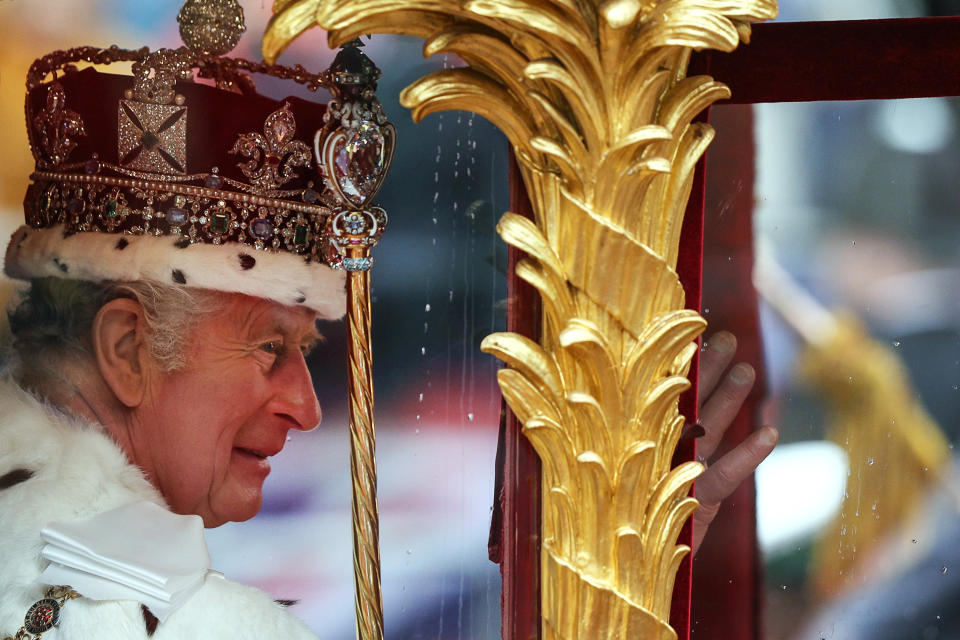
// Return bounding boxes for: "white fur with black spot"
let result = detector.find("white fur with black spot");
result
[4,225,345,319]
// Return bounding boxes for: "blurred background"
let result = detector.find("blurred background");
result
[0,2,508,638]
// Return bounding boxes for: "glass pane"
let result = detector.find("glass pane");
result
[0,4,506,639]
[703,98,960,638]
[777,0,946,22]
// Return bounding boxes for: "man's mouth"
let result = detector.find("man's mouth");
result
[235,447,269,459]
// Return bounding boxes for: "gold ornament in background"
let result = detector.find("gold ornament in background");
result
[798,315,954,598]
[754,249,956,600]
[265,0,775,637]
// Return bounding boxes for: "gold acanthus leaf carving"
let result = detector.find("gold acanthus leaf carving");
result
[264,0,776,637]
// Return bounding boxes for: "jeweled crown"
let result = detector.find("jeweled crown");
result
[15,0,395,287]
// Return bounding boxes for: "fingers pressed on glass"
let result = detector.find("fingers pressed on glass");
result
[697,362,756,460]
[695,425,778,509]
[698,330,737,400]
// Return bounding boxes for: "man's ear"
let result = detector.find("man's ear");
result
[92,298,150,408]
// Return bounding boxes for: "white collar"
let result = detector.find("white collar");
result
[38,501,211,622]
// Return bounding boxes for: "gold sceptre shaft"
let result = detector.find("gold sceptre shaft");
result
[345,244,384,640]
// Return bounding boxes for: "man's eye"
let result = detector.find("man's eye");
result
[260,341,281,354]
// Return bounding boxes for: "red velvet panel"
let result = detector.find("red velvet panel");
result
[691,105,766,639]
[690,17,960,103]
[492,148,542,640]
[669,112,709,640]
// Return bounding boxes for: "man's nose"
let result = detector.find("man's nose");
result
[272,351,322,430]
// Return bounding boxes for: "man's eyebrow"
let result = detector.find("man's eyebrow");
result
[299,326,325,352]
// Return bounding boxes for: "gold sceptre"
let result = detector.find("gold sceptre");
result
[318,41,397,640]
[754,242,957,597]
[345,243,383,640]
[265,0,776,638]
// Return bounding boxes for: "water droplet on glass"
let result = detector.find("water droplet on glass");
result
[418,393,424,403]
[406,549,412,555]
[421,346,426,355]
[703,308,710,315]
[781,585,787,590]
[912,538,918,544]
[425,303,431,312]
[867,457,875,466]
[286,436,292,442]
[892,340,901,347]
[467,412,474,421]
[851,240,856,246]
[941,567,948,574]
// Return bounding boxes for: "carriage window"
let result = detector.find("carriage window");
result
[702,98,960,639]
[776,0,947,22]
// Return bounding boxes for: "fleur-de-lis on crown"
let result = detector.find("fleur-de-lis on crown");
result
[230,103,311,193]
[33,83,86,167]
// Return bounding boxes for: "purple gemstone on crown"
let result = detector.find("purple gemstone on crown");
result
[204,174,223,189]
[334,122,385,205]
[66,198,83,214]
[303,189,319,204]
[166,207,188,227]
[85,159,100,174]
[250,218,273,240]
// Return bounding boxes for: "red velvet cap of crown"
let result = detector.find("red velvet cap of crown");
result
[25,67,327,188]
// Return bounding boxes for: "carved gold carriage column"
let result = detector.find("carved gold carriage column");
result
[265,0,776,637]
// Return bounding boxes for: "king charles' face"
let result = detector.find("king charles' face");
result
[132,294,322,527]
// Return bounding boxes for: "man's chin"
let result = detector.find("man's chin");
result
[203,490,264,527]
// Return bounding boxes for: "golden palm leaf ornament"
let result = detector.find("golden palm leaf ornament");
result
[265,0,776,637]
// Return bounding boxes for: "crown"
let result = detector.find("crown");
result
[6,0,396,319]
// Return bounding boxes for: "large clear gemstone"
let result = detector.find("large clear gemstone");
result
[334,122,385,205]
[266,108,296,144]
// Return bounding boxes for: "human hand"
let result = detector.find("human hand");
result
[689,331,778,557]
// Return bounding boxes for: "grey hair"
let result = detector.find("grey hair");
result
[6,277,220,397]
